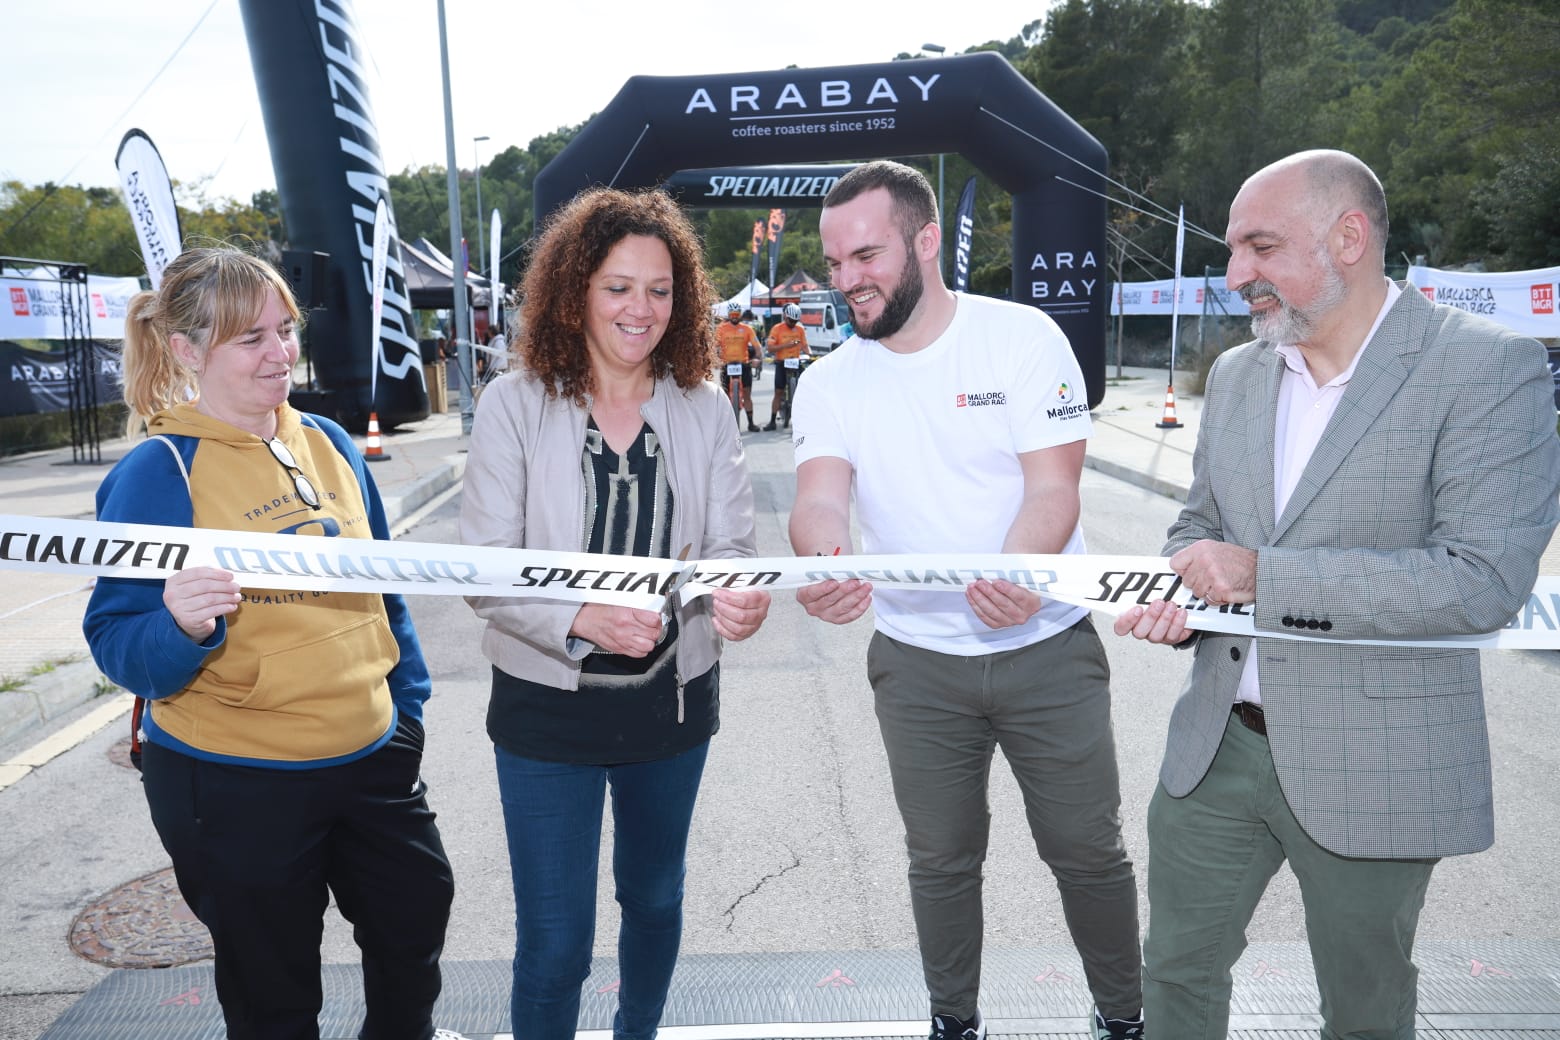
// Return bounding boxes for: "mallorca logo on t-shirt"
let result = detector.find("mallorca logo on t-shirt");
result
[956,390,1006,408]
[1047,379,1089,420]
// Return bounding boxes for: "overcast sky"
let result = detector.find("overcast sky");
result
[7,0,1052,204]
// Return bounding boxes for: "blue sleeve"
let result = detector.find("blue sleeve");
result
[82,438,226,700]
[305,414,433,722]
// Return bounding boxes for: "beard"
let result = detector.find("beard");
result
[850,258,924,341]
[1242,247,1348,345]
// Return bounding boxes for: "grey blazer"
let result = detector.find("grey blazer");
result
[1160,284,1560,858]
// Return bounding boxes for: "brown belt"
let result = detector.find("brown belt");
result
[1231,701,1267,736]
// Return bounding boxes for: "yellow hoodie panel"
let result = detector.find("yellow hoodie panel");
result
[146,404,397,762]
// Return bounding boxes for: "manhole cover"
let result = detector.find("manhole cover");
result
[69,867,213,967]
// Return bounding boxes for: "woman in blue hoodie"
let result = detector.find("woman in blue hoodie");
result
[83,245,463,1040]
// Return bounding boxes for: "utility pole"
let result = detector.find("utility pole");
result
[473,135,489,280]
[437,0,472,434]
[921,43,946,277]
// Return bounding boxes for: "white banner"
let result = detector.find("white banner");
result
[113,129,183,289]
[369,197,389,407]
[1407,265,1560,338]
[0,271,143,341]
[490,209,501,296]
[1168,205,1187,369]
[1115,266,1560,333]
[3,514,1557,650]
[1112,277,1250,318]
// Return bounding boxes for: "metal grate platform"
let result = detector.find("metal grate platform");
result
[39,941,1560,1038]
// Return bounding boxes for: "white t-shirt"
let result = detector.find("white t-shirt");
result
[792,292,1093,655]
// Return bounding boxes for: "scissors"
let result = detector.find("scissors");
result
[657,544,694,642]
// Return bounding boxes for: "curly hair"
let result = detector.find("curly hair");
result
[519,187,717,403]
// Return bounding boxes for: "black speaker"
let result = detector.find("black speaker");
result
[281,249,330,309]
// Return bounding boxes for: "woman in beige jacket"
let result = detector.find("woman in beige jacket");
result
[459,187,769,1040]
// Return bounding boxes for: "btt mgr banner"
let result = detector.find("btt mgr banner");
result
[113,129,183,289]
[534,52,1110,408]
[237,0,427,432]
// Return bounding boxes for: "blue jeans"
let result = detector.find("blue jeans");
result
[494,741,710,1040]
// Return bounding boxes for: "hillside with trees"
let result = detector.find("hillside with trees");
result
[2,0,1554,297]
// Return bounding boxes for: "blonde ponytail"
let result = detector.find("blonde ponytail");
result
[121,291,198,436]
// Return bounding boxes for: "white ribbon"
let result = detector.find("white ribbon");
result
[3,514,1555,650]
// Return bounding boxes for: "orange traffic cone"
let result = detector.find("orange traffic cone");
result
[1155,384,1183,429]
[364,411,392,462]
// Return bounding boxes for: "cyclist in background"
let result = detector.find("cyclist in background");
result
[715,302,762,432]
[764,302,811,431]
[741,310,765,383]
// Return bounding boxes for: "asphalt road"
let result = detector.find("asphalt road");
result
[2,430,1557,1038]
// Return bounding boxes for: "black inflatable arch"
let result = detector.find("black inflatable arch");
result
[535,52,1109,407]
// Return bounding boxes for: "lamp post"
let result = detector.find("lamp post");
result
[473,135,490,281]
[921,43,946,277]
[437,0,473,434]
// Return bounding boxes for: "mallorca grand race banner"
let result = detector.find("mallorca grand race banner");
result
[2,269,137,418]
[1113,277,1250,318]
[2,272,140,341]
[2,514,1556,651]
[1407,265,1560,339]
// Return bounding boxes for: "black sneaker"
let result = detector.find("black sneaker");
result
[763,419,777,431]
[929,1010,985,1040]
[1093,1006,1144,1039]
[747,421,760,432]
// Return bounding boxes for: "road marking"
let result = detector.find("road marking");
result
[0,692,133,791]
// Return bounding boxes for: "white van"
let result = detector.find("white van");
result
[797,289,853,353]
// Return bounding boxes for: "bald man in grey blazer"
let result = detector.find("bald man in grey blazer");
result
[1116,149,1560,1037]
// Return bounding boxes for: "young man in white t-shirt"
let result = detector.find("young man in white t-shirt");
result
[789,161,1143,1040]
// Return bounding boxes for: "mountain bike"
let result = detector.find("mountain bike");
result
[778,354,808,428]
[726,361,745,427]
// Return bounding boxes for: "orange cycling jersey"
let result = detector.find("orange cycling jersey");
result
[715,320,760,363]
[766,321,807,360]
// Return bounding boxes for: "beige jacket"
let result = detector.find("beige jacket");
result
[460,367,757,690]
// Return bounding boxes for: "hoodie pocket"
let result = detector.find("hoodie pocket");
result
[242,613,399,712]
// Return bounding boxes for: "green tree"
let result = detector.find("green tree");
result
[0,182,142,275]
[1022,0,1192,185]
[1164,0,1362,274]
[1337,0,1558,267]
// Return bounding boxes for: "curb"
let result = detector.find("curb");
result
[379,455,466,529]
[0,659,111,751]
[1083,455,1190,504]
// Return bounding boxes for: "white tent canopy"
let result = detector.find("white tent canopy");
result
[713,278,768,316]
